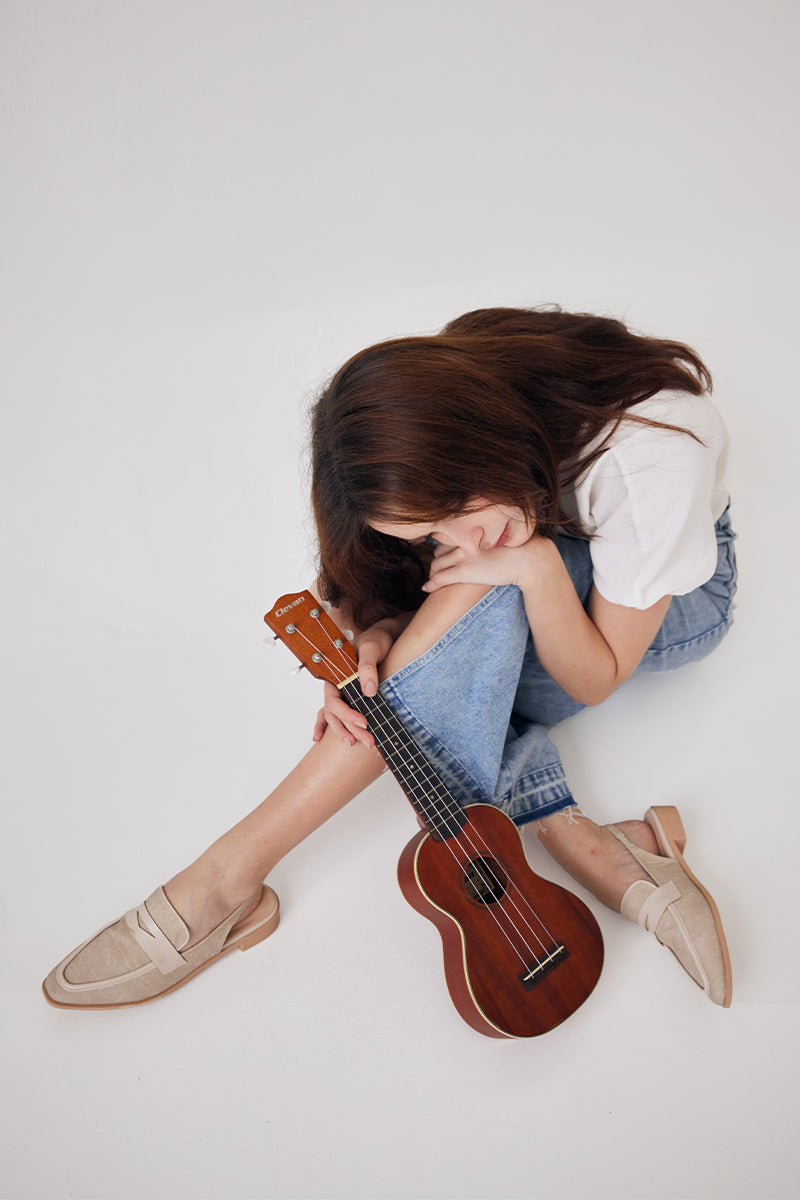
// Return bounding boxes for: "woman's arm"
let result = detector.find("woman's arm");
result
[512,538,671,704]
[423,537,671,706]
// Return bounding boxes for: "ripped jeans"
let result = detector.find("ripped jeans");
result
[379,509,738,826]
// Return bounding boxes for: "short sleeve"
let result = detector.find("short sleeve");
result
[566,394,729,610]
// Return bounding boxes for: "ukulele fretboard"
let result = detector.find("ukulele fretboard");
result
[340,680,467,839]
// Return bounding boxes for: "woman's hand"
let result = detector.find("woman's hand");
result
[312,619,401,748]
[422,538,544,593]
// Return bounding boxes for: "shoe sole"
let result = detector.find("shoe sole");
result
[645,806,732,1008]
[42,887,280,1010]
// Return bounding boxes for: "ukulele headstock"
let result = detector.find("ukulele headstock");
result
[264,591,358,687]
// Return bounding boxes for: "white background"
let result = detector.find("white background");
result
[2,2,798,1198]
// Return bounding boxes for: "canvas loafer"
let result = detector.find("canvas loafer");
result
[610,806,732,1007]
[42,883,280,1009]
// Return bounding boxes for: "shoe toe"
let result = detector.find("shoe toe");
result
[622,874,729,1005]
[42,916,162,1008]
[61,921,150,985]
[656,886,728,1005]
[652,906,709,993]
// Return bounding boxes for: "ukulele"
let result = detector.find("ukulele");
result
[264,590,604,1038]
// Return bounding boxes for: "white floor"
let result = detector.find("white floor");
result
[2,4,798,1198]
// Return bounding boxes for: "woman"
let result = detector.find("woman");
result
[43,306,736,1010]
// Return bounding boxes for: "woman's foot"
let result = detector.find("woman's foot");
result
[163,862,263,950]
[535,807,660,911]
[536,804,732,1005]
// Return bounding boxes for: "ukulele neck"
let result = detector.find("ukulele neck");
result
[339,678,466,839]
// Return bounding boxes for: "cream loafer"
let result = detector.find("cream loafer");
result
[42,884,280,1009]
[610,806,732,1007]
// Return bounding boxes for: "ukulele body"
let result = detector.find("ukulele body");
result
[397,803,604,1038]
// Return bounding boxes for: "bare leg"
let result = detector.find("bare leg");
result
[535,807,660,910]
[165,583,492,945]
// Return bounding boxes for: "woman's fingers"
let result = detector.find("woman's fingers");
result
[357,653,380,697]
[424,549,467,590]
[312,622,400,746]
[355,626,395,696]
[314,683,375,748]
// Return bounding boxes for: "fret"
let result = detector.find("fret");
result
[340,681,466,840]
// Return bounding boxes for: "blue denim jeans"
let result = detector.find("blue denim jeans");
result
[380,509,738,826]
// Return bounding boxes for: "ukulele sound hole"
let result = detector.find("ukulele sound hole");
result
[463,856,507,905]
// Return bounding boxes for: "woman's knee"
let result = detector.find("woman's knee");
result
[380,583,493,678]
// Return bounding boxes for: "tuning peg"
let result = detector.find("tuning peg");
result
[262,635,279,649]
[290,663,305,676]
[320,600,332,614]
[342,629,354,642]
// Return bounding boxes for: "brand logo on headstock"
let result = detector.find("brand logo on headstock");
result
[275,596,307,618]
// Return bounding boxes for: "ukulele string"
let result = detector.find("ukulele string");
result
[298,619,563,964]
[350,686,560,960]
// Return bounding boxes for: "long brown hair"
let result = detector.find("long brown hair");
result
[310,306,712,627]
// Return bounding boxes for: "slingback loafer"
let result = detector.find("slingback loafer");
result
[42,884,280,1009]
[609,806,732,1007]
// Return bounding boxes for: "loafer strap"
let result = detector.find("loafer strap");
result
[637,880,681,932]
[124,902,186,974]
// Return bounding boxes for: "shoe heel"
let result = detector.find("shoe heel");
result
[238,904,280,951]
[646,805,687,857]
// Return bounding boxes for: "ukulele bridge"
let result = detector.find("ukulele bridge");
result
[519,943,569,990]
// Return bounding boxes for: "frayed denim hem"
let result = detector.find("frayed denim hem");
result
[497,762,576,826]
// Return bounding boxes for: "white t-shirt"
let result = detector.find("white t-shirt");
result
[559,390,730,610]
